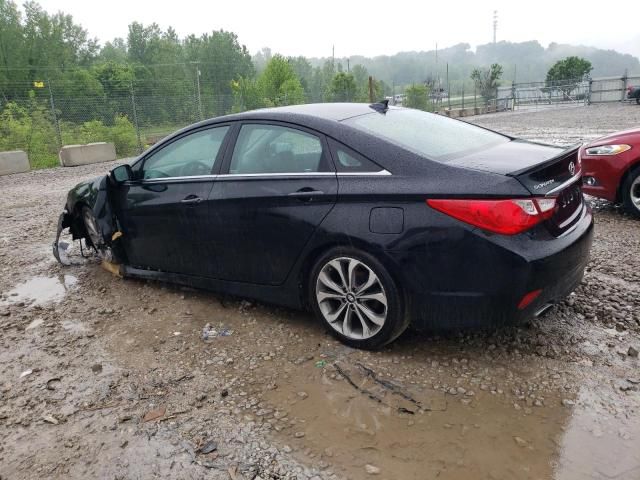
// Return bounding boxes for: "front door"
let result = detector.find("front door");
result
[206,122,337,285]
[114,125,230,275]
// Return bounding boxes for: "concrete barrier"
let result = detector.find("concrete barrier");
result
[59,142,116,167]
[0,150,30,176]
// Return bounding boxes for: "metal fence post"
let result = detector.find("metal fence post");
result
[192,61,203,120]
[130,82,143,154]
[47,77,62,150]
[621,70,628,102]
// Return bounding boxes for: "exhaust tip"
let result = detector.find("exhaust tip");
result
[534,303,554,317]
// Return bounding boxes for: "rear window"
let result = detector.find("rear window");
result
[342,108,509,161]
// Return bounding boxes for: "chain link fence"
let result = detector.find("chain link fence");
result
[0,73,234,168]
[2,70,639,169]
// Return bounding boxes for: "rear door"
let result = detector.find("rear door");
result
[204,122,337,284]
[113,125,230,274]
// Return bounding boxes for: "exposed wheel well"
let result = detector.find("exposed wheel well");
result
[69,201,90,241]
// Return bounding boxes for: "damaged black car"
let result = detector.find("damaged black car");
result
[55,103,593,349]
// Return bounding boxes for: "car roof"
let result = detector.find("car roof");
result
[210,103,375,123]
[227,103,378,122]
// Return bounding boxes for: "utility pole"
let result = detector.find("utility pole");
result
[332,45,335,69]
[347,58,350,72]
[368,76,374,103]
[435,42,441,108]
[446,63,450,110]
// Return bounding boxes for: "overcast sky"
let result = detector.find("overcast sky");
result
[35,0,640,60]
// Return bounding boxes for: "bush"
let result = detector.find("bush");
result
[0,99,59,169]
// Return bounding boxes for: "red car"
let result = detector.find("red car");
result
[581,128,640,217]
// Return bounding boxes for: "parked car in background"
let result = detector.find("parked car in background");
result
[581,128,640,217]
[627,85,640,104]
[54,103,593,349]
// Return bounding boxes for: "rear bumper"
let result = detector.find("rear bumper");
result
[389,205,593,330]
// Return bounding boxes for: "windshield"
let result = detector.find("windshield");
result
[342,108,509,161]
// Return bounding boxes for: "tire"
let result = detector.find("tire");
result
[81,206,103,248]
[636,97,640,105]
[309,247,410,349]
[621,166,640,218]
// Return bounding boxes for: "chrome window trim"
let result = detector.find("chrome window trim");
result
[336,169,392,176]
[220,172,336,178]
[137,169,392,184]
[141,175,217,184]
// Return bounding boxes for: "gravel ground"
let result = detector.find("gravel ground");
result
[1,103,639,480]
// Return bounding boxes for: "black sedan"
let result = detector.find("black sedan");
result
[54,103,593,349]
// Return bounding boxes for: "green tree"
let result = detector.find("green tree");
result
[327,72,357,102]
[471,63,503,103]
[258,55,304,106]
[230,76,266,112]
[287,56,313,99]
[404,84,429,110]
[545,56,592,98]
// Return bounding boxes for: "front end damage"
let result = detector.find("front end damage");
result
[53,174,124,270]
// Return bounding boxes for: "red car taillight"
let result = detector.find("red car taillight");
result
[427,198,556,235]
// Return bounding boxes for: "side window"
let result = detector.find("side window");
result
[143,126,229,179]
[329,139,384,173]
[230,124,328,174]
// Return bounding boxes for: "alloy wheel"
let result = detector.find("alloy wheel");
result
[315,256,388,340]
[631,176,640,210]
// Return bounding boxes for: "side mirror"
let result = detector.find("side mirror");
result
[110,164,133,184]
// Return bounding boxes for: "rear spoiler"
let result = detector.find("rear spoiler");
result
[507,144,582,177]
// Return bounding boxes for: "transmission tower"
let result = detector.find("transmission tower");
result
[493,10,498,43]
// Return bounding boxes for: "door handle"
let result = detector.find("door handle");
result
[181,195,203,205]
[288,188,324,201]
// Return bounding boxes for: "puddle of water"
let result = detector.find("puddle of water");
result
[263,360,640,480]
[1,275,77,306]
[265,363,569,480]
[554,386,640,480]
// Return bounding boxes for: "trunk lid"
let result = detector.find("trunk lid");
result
[448,139,584,235]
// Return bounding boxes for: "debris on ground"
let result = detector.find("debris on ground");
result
[196,439,218,455]
[201,323,233,340]
[142,405,166,422]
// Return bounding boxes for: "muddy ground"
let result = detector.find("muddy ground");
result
[1,103,639,480]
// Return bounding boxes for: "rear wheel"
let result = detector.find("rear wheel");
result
[309,247,410,349]
[636,97,640,105]
[621,166,640,218]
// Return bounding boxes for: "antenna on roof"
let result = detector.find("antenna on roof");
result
[369,99,389,113]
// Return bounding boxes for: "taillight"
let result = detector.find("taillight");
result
[427,198,556,235]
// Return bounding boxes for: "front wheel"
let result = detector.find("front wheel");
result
[621,166,640,218]
[81,206,103,248]
[309,248,410,349]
